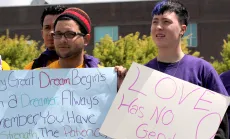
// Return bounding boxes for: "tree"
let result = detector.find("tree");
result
[93,32,200,68]
[0,30,44,69]
[211,35,230,74]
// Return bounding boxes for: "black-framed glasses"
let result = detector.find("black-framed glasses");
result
[52,31,85,39]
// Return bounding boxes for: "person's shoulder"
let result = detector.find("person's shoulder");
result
[184,55,207,63]
[47,60,59,68]
[220,70,230,79]
[184,55,213,69]
[33,60,58,70]
[2,60,10,70]
[24,61,34,70]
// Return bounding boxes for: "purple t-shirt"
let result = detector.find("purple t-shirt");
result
[145,54,229,138]
[145,54,229,96]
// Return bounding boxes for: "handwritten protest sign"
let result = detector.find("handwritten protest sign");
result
[100,62,230,139]
[0,68,117,139]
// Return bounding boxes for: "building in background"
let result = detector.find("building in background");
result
[0,0,230,61]
[0,0,147,7]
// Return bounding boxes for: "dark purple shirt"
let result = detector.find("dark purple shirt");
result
[145,54,229,139]
[145,54,228,96]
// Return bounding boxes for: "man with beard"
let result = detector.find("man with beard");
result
[48,7,126,88]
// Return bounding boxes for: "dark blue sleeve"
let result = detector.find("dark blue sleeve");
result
[205,69,229,96]
[205,69,229,139]
[220,71,230,96]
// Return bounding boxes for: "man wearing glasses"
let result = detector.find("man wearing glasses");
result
[47,7,100,68]
[47,7,126,89]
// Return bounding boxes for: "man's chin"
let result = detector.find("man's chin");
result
[155,42,170,48]
[58,54,71,59]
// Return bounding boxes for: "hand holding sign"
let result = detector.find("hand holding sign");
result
[100,62,230,139]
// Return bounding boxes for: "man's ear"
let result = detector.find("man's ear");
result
[180,25,187,36]
[83,34,91,46]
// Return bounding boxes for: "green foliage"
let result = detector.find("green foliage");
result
[211,35,230,74]
[93,32,156,68]
[0,30,44,69]
[93,32,200,68]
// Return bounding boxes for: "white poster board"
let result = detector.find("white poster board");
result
[0,68,117,139]
[100,62,230,139]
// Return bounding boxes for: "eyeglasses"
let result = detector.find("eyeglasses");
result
[52,31,85,39]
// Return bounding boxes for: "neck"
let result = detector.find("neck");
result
[157,43,184,63]
[58,53,84,68]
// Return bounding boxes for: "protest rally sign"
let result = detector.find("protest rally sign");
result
[0,68,117,139]
[100,62,230,139]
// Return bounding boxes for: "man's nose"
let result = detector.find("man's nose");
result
[48,30,54,36]
[156,23,163,30]
[59,35,68,42]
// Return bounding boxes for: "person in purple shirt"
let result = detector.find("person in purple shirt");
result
[145,0,229,138]
[220,71,230,139]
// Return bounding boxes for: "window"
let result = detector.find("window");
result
[94,26,118,44]
[184,23,197,47]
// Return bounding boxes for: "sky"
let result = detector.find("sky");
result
[0,0,148,7]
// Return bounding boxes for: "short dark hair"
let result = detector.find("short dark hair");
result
[151,0,189,26]
[40,5,67,27]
